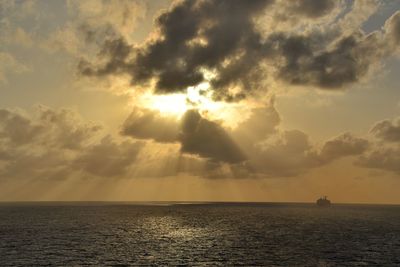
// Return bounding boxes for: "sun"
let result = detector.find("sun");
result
[148,93,188,116]
[135,81,251,128]
[140,82,224,117]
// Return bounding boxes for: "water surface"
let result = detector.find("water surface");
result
[1,202,399,266]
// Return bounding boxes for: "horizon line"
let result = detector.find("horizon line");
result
[0,200,399,206]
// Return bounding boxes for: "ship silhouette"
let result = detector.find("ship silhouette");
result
[316,196,331,207]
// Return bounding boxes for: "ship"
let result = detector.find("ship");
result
[316,196,331,207]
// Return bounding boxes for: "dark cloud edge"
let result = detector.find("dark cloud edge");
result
[77,2,400,101]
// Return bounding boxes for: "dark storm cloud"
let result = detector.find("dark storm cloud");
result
[280,0,337,19]
[78,0,400,97]
[291,0,336,18]
[272,29,388,89]
[78,37,133,77]
[133,0,274,96]
[370,118,400,143]
[121,107,246,163]
[78,0,276,100]
[180,110,246,163]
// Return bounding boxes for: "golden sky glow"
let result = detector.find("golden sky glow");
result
[1,0,400,203]
[142,82,222,116]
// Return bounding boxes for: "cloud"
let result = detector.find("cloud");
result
[78,0,399,100]
[229,102,369,177]
[272,0,341,22]
[355,115,400,175]
[229,104,374,178]
[319,133,369,162]
[235,131,369,178]
[73,135,143,177]
[180,110,246,163]
[246,129,321,177]
[370,117,400,142]
[0,108,44,145]
[385,10,400,49]
[232,100,280,144]
[290,0,337,18]
[338,1,380,32]
[38,106,105,150]
[3,1,400,182]
[357,146,400,175]
[353,115,400,175]
[78,37,133,76]
[78,0,276,100]
[271,30,387,89]
[0,106,102,149]
[226,102,300,177]
[122,107,246,163]
[121,107,180,143]
[0,106,144,180]
[0,104,384,181]
[121,100,374,178]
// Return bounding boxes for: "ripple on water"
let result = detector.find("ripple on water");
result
[0,204,399,266]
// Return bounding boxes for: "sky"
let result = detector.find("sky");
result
[1,0,400,203]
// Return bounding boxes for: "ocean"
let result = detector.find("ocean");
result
[0,202,399,266]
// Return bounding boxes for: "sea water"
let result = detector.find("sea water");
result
[1,202,399,266]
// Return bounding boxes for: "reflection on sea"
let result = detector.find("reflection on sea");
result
[1,203,400,266]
